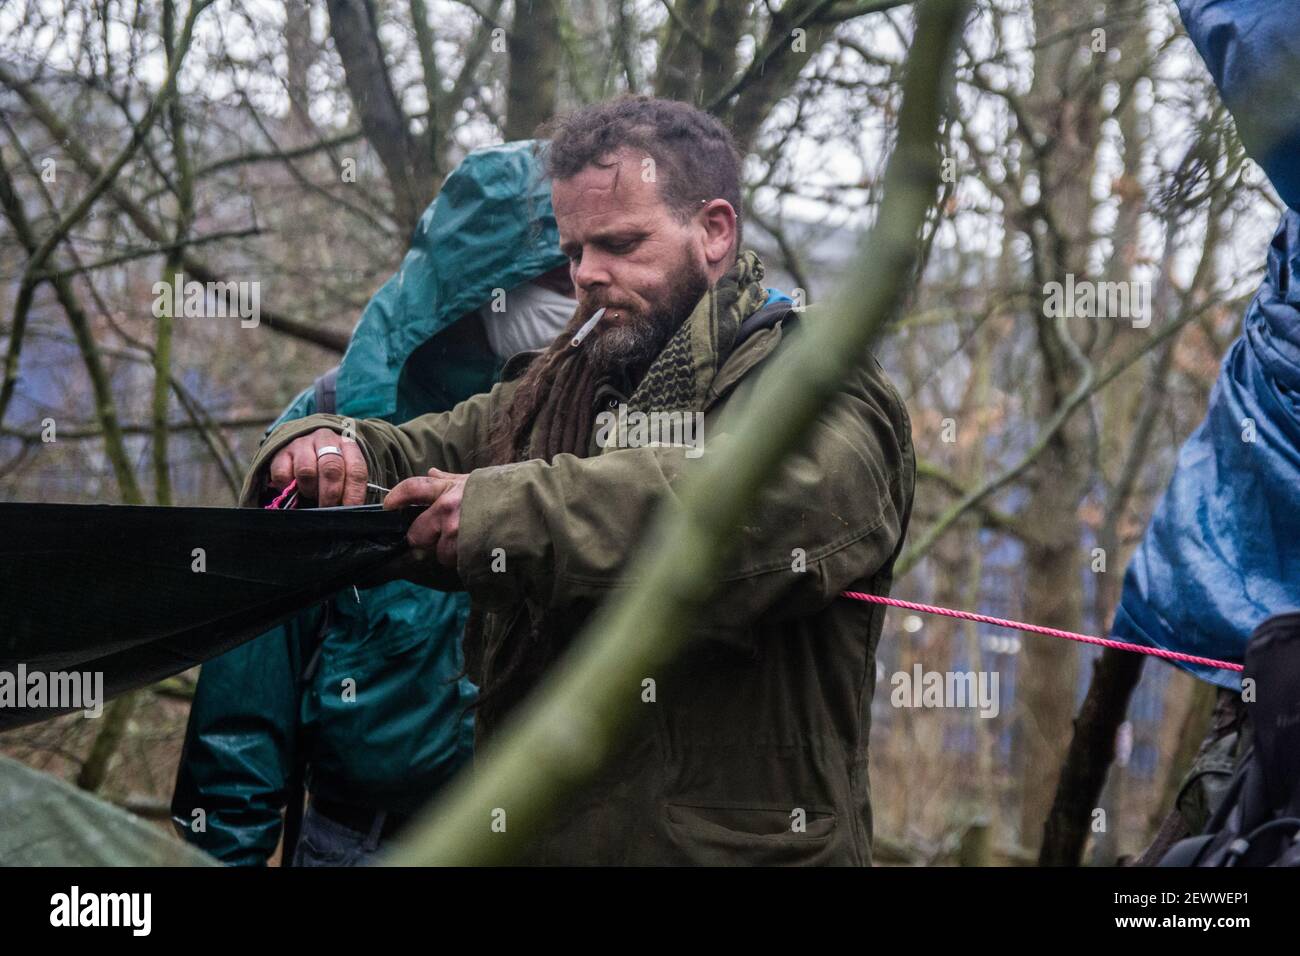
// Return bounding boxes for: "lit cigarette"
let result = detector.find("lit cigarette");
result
[570,307,607,348]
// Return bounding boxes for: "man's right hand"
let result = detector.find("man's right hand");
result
[267,427,369,506]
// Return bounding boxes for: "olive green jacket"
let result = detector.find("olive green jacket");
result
[240,285,915,866]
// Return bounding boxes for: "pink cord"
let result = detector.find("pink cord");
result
[841,591,1244,673]
[265,479,298,510]
[252,494,1245,673]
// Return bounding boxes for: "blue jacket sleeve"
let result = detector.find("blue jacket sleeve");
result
[170,622,306,865]
[1177,0,1300,210]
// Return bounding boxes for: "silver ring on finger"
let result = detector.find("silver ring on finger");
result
[316,445,343,460]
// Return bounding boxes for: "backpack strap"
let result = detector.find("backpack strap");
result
[313,366,340,415]
[501,350,541,383]
[737,300,797,346]
[1156,833,1217,867]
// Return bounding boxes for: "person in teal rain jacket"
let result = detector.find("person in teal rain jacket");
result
[170,141,573,866]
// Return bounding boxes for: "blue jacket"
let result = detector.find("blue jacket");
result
[170,141,567,864]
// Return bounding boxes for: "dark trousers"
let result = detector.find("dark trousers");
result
[292,803,390,867]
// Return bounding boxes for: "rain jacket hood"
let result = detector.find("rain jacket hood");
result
[312,140,566,423]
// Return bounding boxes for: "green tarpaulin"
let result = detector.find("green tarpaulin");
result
[0,755,216,866]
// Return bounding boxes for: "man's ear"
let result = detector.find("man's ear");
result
[697,199,738,270]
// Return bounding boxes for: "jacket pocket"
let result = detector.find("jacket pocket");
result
[661,801,838,865]
[342,585,439,661]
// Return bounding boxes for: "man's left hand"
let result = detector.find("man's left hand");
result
[385,467,468,569]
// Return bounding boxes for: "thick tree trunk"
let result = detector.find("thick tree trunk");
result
[655,0,712,103]
[1017,483,1085,849]
[285,0,319,137]
[326,0,433,234]
[505,0,562,140]
[1014,0,1105,854]
[1039,648,1144,864]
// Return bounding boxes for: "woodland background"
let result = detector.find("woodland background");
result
[0,0,1279,864]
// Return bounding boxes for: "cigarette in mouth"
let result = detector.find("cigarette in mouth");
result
[570,307,608,348]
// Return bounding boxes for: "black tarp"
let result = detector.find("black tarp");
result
[0,502,415,730]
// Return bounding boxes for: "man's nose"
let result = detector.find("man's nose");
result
[572,249,612,292]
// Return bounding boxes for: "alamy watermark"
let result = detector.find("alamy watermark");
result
[0,664,103,718]
[152,271,261,328]
[890,664,1000,718]
[1042,273,1150,328]
[594,403,705,458]
[50,886,150,936]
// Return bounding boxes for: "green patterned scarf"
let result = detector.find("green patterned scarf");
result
[623,248,771,416]
[508,249,773,464]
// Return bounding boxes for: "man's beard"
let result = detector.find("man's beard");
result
[585,256,711,378]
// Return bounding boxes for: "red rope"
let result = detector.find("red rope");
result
[841,591,1244,673]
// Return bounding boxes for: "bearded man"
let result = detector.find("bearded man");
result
[240,96,915,865]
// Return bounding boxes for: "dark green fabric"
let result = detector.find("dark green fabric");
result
[1,755,216,866]
[171,140,566,866]
[243,251,917,865]
[1176,688,1253,835]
